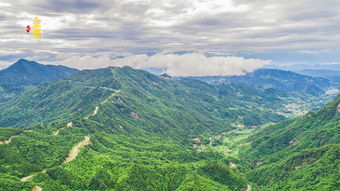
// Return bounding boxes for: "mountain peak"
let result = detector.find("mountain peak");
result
[16,58,29,63]
[160,73,172,79]
[7,59,40,71]
[14,58,38,65]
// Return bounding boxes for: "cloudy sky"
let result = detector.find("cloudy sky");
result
[0,0,340,75]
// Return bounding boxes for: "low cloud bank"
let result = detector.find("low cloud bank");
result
[46,53,270,76]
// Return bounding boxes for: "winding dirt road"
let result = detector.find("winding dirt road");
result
[19,89,102,188]
[92,106,99,116]
[21,136,91,183]
[0,136,13,145]
[32,186,42,191]
[21,174,35,182]
[65,136,91,163]
[52,122,73,135]
[84,106,99,120]
[0,130,33,145]
[21,169,46,182]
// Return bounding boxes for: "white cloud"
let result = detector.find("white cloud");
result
[1,0,340,69]
[320,62,340,65]
[45,53,270,76]
[0,60,12,69]
[0,2,10,7]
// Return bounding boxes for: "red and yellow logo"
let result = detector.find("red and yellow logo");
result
[26,17,42,39]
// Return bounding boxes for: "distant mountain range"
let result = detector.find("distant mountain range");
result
[0,59,78,103]
[296,69,340,77]
[269,63,340,72]
[187,68,339,96]
[227,68,333,95]
[294,69,340,88]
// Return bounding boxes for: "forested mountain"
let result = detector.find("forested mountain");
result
[0,64,338,191]
[0,65,287,191]
[0,66,285,129]
[240,95,340,190]
[0,59,79,103]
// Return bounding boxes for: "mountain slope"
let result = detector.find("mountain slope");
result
[240,95,340,190]
[0,66,288,191]
[0,65,338,190]
[0,66,285,130]
[0,59,79,103]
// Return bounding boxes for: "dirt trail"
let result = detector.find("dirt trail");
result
[21,136,91,182]
[84,106,99,120]
[65,136,91,163]
[52,130,60,136]
[93,106,99,116]
[21,175,35,182]
[229,162,237,168]
[0,136,14,145]
[0,129,33,145]
[52,122,73,135]
[19,89,106,184]
[32,186,42,191]
[83,89,120,120]
[83,86,118,92]
[21,169,46,182]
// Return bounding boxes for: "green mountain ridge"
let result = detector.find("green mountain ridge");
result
[0,66,285,130]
